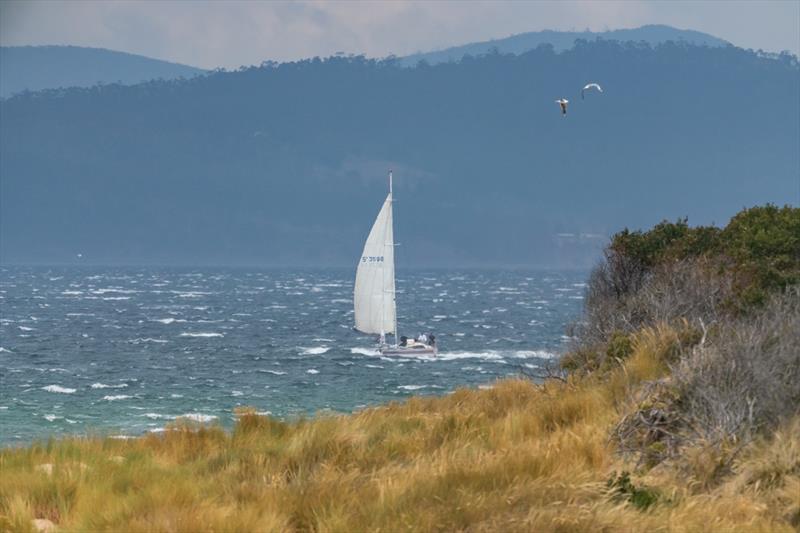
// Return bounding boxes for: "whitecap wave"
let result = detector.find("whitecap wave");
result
[128,338,168,344]
[91,288,139,295]
[398,385,426,390]
[91,383,128,389]
[177,413,217,423]
[172,291,212,298]
[102,395,132,401]
[155,318,187,324]
[434,349,558,361]
[180,332,224,338]
[306,369,320,374]
[42,385,76,394]
[512,350,558,359]
[300,346,329,355]
[143,414,178,422]
[351,347,379,356]
[423,351,503,361]
[259,369,287,375]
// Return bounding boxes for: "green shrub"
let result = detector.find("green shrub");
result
[606,471,660,510]
[606,331,633,362]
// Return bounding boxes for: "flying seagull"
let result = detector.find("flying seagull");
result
[581,83,603,100]
[555,98,569,116]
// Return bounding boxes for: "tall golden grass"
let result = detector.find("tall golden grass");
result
[1,325,798,532]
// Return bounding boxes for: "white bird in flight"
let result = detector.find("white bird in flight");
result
[555,98,569,116]
[581,83,603,100]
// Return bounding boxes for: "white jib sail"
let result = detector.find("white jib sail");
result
[354,193,396,335]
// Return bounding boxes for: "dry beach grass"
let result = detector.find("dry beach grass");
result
[1,324,798,532]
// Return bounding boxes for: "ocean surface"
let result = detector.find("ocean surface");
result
[0,267,587,446]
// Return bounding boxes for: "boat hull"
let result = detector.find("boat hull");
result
[380,344,437,356]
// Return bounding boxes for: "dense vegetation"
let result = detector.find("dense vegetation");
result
[2,41,797,266]
[564,204,800,468]
[1,205,798,531]
[401,24,728,65]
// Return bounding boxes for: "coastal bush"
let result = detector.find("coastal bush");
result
[672,289,800,444]
[609,288,800,474]
[606,470,660,510]
[567,205,800,488]
[576,204,799,358]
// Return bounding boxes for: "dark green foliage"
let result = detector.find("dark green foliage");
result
[559,347,600,372]
[606,471,660,510]
[719,205,800,307]
[569,204,799,374]
[605,219,724,291]
[599,331,634,371]
[606,331,633,361]
[606,204,799,312]
[610,218,695,268]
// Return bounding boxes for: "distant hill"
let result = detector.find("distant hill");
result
[401,25,729,66]
[0,46,206,98]
[1,40,797,267]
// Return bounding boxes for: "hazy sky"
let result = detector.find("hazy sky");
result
[1,0,798,69]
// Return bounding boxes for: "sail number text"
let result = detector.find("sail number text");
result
[361,256,385,263]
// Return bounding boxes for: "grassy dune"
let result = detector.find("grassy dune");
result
[2,324,798,532]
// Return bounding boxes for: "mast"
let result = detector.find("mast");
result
[389,170,398,346]
[381,170,390,342]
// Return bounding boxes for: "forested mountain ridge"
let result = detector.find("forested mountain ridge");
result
[1,40,798,266]
[400,24,729,66]
[0,46,206,98]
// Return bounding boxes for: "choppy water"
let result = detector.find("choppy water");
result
[0,267,587,445]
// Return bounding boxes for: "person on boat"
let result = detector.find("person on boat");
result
[418,333,428,344]
[400,335,408,347]
[428,334,435,347]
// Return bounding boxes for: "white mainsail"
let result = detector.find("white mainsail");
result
[354,185,396,336]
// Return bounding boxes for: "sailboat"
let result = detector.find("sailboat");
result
[353,171,437,356]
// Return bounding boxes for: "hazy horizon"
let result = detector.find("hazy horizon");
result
[1,1,798,69]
